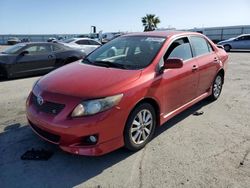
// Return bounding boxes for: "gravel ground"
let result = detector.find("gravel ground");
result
[0,46,250,187]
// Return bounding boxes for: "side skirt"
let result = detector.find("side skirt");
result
[160,92,211,125]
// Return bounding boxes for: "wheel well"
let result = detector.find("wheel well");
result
[64,56,79,64]
[218,69,225,84]
[224,44,231,48]
[133,98,160,127]
[0,64,7,77]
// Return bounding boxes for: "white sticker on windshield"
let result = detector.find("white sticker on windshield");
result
[145,37,165,42]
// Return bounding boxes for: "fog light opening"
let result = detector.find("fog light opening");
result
[80,134,99,146]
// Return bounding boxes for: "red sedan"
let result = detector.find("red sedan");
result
[26,31,228,156]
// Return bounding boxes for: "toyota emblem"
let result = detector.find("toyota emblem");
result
[37,95,44,106]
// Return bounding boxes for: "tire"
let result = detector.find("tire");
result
[0,67,10,79]
[224,45,231,52]
[124,103,156,151]
[209,73,223,101]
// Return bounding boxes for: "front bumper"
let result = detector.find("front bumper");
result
[26,91,127,156]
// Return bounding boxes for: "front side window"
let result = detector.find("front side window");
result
[63,38,75,43]
[83,36,165,70]
[24,44,51,55]
[190,36,211,56]
[76,40,89,45]
[164,37,193,61]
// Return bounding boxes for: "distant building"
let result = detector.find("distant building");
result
[189,25,250,42]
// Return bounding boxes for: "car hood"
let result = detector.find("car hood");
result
[62,43,81,49]
[37,60,142,99]
[218,38,235,44]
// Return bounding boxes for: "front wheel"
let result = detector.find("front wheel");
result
[124,103,156,151]
[224,45,231,52]
[209,73,223,101]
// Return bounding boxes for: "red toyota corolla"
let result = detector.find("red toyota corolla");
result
[26,31,228,156]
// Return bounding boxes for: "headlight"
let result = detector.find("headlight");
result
[71,94,123,117]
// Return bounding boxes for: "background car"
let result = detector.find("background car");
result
[0,42,85,78]
[7,37,21,45]
[62,38,101,55]
[26,31,228,156]
[217,34,250,51]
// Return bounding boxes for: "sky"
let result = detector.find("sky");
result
[0,0,250,34]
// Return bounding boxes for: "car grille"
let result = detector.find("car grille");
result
[31,93,65,115]
[29,121,60,143]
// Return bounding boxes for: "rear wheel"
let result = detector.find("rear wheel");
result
[224,45,231,52]
[124,103,156,151]
[209,73,223,101]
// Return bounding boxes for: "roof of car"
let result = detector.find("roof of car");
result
[73,37,93,40]
[17,42,57,45]
[124,30,202,38]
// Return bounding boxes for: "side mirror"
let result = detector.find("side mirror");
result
[20,50,29,56]
[217,45,224,49]
[163,58,184,69]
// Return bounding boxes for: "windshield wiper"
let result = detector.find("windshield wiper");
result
[92,61,128,69]
[82,58,93,64]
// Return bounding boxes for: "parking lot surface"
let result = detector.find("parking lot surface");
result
[0,49,250,187]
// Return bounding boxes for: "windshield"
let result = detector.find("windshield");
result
[63,38,75,43]
[83,36,166,70]
[2,43,26,54]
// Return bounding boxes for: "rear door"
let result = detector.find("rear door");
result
[162,37,199,115]
[14,44,56,74]
[189,36,219,96]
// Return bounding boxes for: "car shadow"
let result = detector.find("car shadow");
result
[229,50,250,53]
[0,74,42,83]
[0,99,212,187]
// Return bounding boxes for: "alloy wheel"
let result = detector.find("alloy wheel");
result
[130,109,153,145]
[213,75,222,98]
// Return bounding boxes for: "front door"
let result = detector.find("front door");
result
[14,44,55,75]
[162,37,199,116]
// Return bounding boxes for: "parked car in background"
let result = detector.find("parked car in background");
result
[47,37,57,42]
[62,38,101,55]
[26,31,228,156]
[7,37,21,45]
[217,34,250,52]
[0,42,85,78]
[21,38,30,43]
[101,32,123,44]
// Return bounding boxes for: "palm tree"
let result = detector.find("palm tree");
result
[141,14,160,32]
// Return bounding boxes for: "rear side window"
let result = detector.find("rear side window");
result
[190,36,212,56]
[51,44,63,51]
[164,37,193,61]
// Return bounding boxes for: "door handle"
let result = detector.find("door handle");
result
[48,55,53,59]
[192,65,198,71]
[214,57,220,62]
